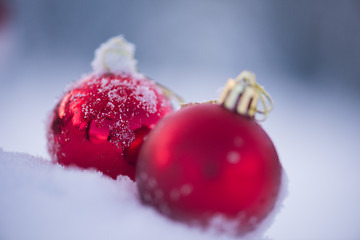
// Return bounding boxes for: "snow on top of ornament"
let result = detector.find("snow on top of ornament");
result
[91,35,138,75]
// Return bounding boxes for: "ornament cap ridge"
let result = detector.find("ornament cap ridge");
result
[218,70,273,121]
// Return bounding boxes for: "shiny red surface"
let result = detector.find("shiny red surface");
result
[47,73,172,180]
[136,103,282,233]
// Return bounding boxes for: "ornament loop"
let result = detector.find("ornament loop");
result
[155,82,185,109]
[218,71,273,121]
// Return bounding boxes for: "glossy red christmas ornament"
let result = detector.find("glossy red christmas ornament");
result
[47,36,172,180]
[136,71,282,234]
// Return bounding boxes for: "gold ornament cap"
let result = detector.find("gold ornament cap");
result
[218,71,273,121]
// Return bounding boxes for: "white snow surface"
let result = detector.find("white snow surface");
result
[0,148,283,240]
[91,35,138,75]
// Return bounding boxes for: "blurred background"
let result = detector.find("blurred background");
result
[0,0,359,239]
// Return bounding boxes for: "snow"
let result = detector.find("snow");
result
[91,36,138,75]
[132,84,158,114]
[227,151,241,164]
[0,13,359,238]
[52,72,168,153]
[0,148,281,240]
[1,53,360,239]
[90,75,160,116]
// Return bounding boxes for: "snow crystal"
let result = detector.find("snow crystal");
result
[179,184,193,196]
[147,177,157,189]
[100,78,109,87]
[91,35,138,75]
[170,189,181,201]
[233,136,244,147]
[227,151,241,164]
[0,149,282,240]
[107,88,126,103]
[132,84,158,114]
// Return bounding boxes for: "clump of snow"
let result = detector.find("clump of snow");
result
[91,35,137,75]
[0,148,282,240]
[131,84,158,114]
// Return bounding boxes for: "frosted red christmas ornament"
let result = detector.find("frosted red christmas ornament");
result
[47,36,172,180]
[136,71,282,234]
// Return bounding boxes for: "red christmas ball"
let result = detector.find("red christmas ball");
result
[47,73,172,180]
[136,103,282,234]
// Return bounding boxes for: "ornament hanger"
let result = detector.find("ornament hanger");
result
[155,82,185,109]
[218,71,274,121]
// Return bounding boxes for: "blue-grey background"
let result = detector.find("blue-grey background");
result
[0,1,359,239]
